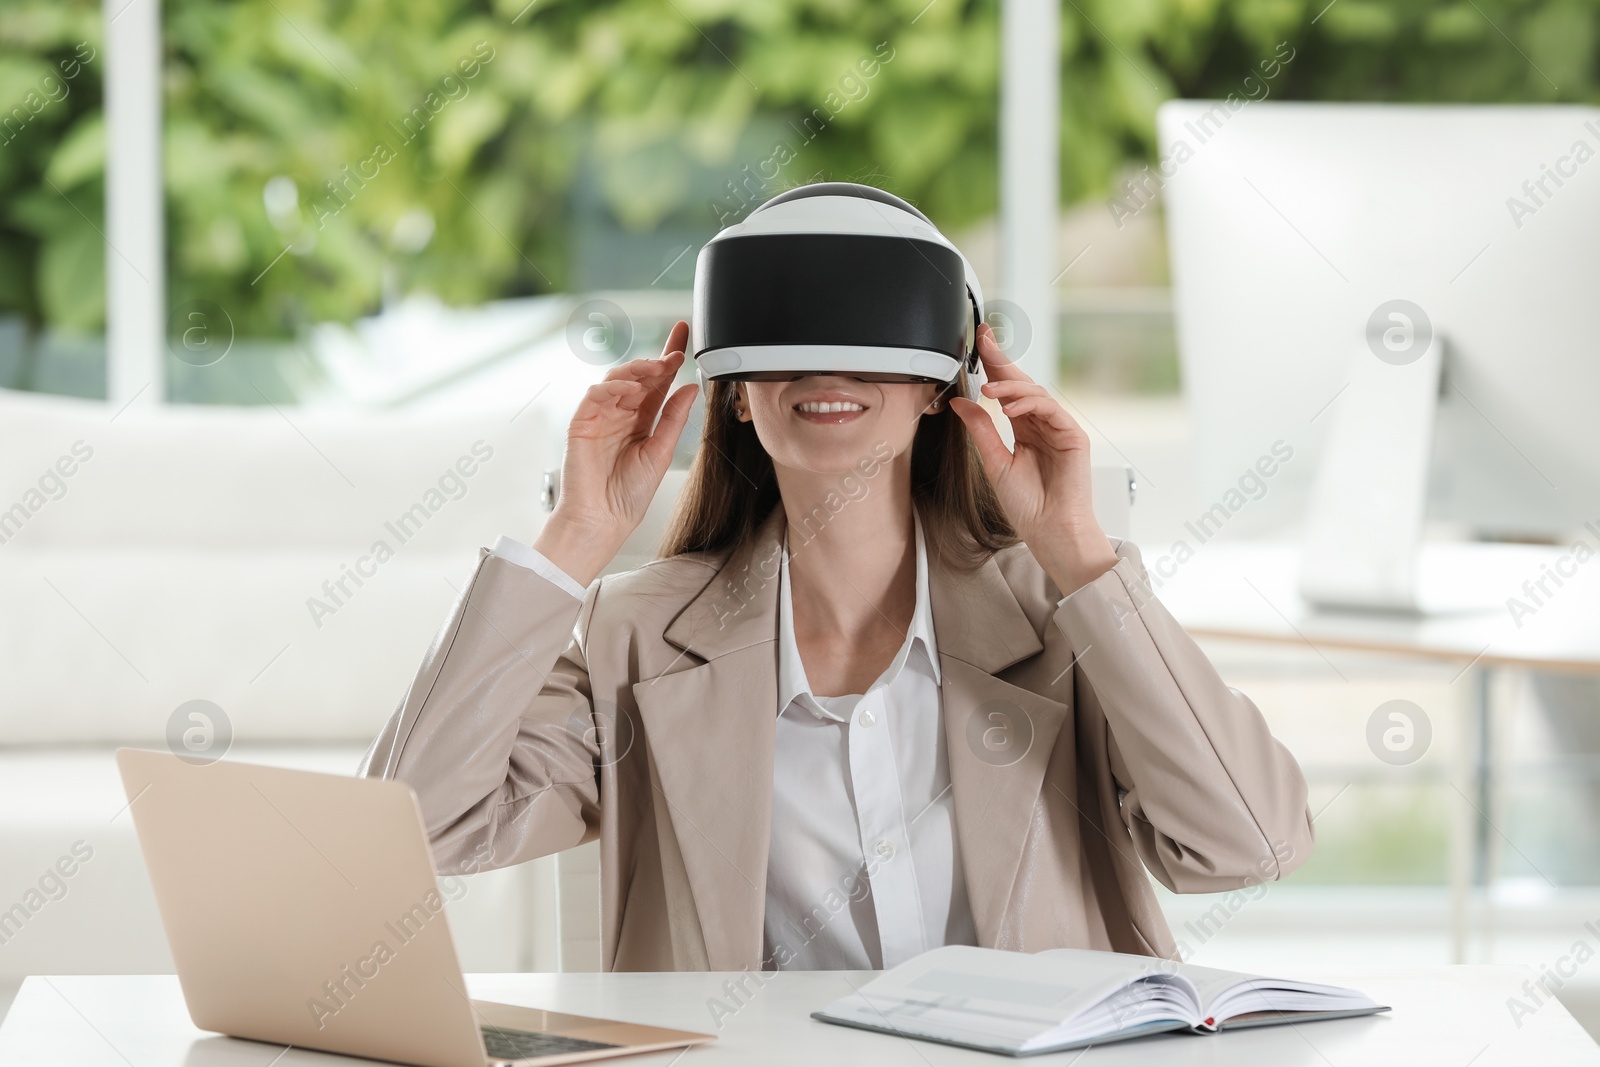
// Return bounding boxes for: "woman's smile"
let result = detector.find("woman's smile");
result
[791,390,871,425]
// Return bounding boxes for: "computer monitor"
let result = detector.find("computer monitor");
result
[1158,102,1600,611]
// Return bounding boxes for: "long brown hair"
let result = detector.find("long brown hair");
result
[658,371,1019,571]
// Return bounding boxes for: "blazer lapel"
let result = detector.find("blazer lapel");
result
[633,505,1067,964]
[632,505,788,970]
[928,544,1071,947]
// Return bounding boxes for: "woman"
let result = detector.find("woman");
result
[360,317,1313,975]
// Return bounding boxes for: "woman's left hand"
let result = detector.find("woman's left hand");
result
[949,323,1121,596]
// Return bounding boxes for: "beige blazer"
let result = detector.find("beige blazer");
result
[359,502,1313,971]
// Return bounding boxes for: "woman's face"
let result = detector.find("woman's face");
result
[734,375,941,474]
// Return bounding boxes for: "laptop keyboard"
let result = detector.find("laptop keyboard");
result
[481,1026,621,1061]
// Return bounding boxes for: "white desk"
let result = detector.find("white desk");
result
[2,969,1596,1066]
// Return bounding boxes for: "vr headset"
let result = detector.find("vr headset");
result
[690,182,987,401]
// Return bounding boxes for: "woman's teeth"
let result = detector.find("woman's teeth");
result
[795,401,865,413]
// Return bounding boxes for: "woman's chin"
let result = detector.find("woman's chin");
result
[779,440,886,476]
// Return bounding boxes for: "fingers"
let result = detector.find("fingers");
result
[586,379,645,404]
[948,396,1012,479]
[980,379,1047,401]
[642,382,700,470]
[573,320,691,437]
[602,346,684,386]
[595,364,676,438]
[660,319,689,359]
[572,379,642,432]
[974,322,1034,383]
[983,379,1089,446]
[599,320,687,388]
[994,394,1084,447]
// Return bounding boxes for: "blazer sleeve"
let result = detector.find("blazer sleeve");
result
[1050,539,1314,893]
[358,547,604,875]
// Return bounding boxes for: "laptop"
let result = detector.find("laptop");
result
[115,748,715,1067]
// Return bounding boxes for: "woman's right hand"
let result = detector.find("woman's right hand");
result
[532,320,699,587]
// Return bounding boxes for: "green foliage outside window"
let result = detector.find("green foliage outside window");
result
[2,0,1597,339]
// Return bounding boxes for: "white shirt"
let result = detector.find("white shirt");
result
[486,513,978,971]
[765,506,975,970]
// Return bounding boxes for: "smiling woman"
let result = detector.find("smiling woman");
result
[359,180,1315,976]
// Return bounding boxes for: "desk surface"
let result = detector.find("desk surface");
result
[2,968,1596,1067]
[1146,541,1600,673]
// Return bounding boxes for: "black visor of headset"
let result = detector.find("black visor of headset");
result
[691,232,981,380]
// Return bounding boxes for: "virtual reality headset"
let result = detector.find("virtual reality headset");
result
[690,182,987,401]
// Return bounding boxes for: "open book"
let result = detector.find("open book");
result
[813,945,1389,1056]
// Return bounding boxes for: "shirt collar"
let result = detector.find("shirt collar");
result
[776,506,941,716]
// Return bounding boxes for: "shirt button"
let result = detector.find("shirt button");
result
[859,709,876,727]
[875,840,895,860]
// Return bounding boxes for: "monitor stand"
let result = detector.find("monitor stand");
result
[1297,336,1503,615]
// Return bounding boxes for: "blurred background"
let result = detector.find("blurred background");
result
[3,0,1600,1040]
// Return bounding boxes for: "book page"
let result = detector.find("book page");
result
[815,945,1200,1053]
[1173,961,1384,1026]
